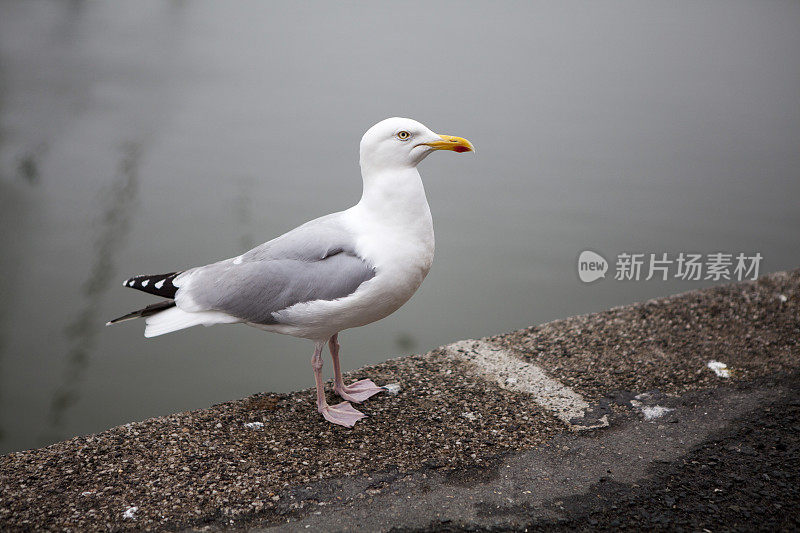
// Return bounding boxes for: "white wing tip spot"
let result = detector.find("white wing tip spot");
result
[141,279,149,287]
[154,279,165,289]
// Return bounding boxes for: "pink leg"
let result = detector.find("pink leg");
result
[311,340,365,427]
[329,334,385,403]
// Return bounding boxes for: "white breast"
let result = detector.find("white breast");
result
[267,198,434,341]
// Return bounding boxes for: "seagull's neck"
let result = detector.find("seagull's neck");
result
[354,164,435,275]
[356,166,433,233]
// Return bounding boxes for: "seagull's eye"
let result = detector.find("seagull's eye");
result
[397,131,411,141]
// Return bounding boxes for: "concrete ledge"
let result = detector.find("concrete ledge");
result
[1,270,798,531]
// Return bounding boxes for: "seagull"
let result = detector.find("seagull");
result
[107,117,474,427]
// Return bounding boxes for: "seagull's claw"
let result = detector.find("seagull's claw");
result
[320,401,366,427]
[335,379,385,403]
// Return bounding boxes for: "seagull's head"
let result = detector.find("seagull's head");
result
[359,117,474,173]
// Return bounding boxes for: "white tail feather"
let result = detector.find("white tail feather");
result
[144,307,240,338]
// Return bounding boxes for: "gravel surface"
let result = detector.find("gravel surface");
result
[494,269,799,401]
[0,269,798,531]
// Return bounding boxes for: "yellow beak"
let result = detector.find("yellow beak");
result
[424,134,475,153]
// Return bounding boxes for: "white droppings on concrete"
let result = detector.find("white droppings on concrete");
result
[637,404,674,420]
[80,491,94,497]
[445,339,608,431]
[244,422,264,429]
[707,360,731,378]
[461,411,480,421]
[154,279,165,289]
[382,383,401,395]
[641,405,674,420]
[123,506,138,519]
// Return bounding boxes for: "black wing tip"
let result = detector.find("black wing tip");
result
[106,315,135,326]
[107,300,176,326]
[123,272,182,298]
[106,312,140,326]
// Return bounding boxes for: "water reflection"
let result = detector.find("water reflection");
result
[394,332,418,354]
[42,142,142,442]
[0,183,26,443]
[15,143,48,185]
[0,72,32,444]
[0,65,6,445]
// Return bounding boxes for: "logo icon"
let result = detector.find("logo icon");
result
[578,250,608,283]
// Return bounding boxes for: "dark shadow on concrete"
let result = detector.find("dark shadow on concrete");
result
[477,377,800,532]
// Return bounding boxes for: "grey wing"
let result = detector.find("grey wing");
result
[174,214,375,324]
[240,212,356,262]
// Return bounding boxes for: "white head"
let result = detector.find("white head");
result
[359,117,474,175]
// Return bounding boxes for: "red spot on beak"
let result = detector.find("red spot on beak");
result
[453,146,469,153]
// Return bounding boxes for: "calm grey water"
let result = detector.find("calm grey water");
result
[0,1,798,454]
